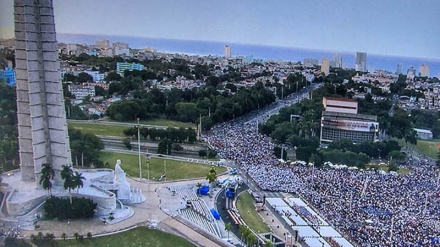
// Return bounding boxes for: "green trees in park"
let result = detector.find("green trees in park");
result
[39,163,55,195]
[75,72,93,83]
[107,82,276,130]
[198,149,207,158]
[157,138,172,155]
[43,196,97,220]
[206,166,217,187]
[123,126,198,144]
[105,71,122,82]
[387,108,417,144]
[68,128,104,167]
[224,222,232,241]
[61,165,87,203]
[0,82,18,170]
[238,225,257,247]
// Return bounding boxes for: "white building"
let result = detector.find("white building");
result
[114,47,130,56]
[413,128,433,140]
[355,52,367,72]
[419,64,430,77]
[224,45,232,58]
[68,85,96,100]
[321,58,330,76]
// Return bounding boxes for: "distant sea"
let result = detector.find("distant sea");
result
[57,33,440,78]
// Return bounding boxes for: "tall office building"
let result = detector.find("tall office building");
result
[112,42,129,50]
[95,39,110,49]
[321,58,330,76]
[14,0,71,182]
[396,64,403,74]
[333,53,343,68]
[224,45,232,58]
[407,66,416,80]
[355,52,367,72]
[419,64,430,77]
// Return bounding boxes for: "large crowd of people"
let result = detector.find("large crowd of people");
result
[207,93,440,246]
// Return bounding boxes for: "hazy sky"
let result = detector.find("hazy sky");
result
[1,0,439,59]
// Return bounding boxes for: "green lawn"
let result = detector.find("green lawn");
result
[51,227,194,247]
[142,119,196,129]
[99,152,226,181]
[68,119,196,137]
[406,139,440,159]
[68,122,127,137]
[236,191,270,233]
[108,118,196,128]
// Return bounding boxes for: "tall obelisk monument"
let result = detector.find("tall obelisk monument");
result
[14,0,71,183]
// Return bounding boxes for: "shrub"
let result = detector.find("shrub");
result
[44,196,97,220]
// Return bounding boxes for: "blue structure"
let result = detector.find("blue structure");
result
[198,185,210,195]
[229,168,237,175]
[0,67,16,86]
[225,188,235,198]
[210,209,220,220]
[116,62,144,76]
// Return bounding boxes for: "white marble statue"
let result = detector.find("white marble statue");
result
[114,159,131,201]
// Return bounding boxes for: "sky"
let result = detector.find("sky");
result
[1,0,440,59]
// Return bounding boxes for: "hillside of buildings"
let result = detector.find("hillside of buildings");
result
[1,40,440,170]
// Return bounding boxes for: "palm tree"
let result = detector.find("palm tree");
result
[61,165,75,204]
[72,171,86,193]
[196,182,202,195]
[224,222,232,241]
[39,163,54,195]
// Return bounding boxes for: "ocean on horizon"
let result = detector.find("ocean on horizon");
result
[57,33,440,78]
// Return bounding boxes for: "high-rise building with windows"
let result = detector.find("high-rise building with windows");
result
[407,66,416,80]
[355,52,367,72]
[333,53,343,68]
[112,42,129,50]
[396,64,403,74]
[321,58,330,76]
[419,64,430,77]
[224,45,232,58]
[95,39,110,49]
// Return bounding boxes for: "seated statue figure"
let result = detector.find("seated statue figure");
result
[114,159,131,201]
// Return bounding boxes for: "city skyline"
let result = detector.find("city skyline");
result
[1,0,440,60]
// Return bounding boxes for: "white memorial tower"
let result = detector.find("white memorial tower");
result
[14,0,71,183]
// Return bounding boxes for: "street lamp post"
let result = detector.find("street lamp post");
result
[164,160,167,182]
[147,149,150,182]
[137,118,142,179]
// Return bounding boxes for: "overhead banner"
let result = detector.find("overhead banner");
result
[323,119,379,132]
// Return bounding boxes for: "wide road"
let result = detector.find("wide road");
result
[67,119,172,130]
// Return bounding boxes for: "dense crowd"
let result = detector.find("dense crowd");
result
[208,98,440,246]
